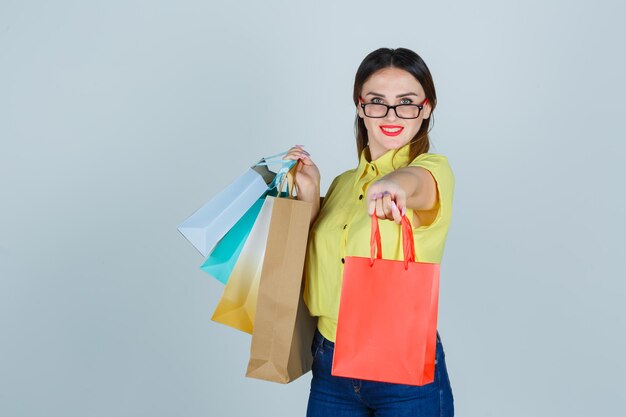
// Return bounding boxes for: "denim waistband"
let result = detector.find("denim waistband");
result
[314,328,335,348]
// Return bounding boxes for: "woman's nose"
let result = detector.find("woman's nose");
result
[385,107,399,121]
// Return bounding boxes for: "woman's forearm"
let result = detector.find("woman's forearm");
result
[298,185,321,225]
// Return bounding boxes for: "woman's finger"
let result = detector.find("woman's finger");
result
[394,193,407,217]
[382,192,393,219]
[285,149,304,157]
[368,197,376,215]
[367,186,382,212]
[390,200,402,224]
[284,149,309,161]
[289,145,309,154]
[375,195,386,219]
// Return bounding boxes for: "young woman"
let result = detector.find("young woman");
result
[285,47,455,417]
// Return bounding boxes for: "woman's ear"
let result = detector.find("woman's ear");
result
[422,101,432,120]
[356,98,365,119]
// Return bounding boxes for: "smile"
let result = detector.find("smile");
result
[379,125,404,137]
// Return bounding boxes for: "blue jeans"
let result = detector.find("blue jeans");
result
[306,329,454,417]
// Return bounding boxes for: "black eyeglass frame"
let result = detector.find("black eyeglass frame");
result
[359,97,429,120]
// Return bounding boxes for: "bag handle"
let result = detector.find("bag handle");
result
[252,151,293,187]
[262,159,297,194]
[369,214,415,270]
[277,162,298,198]
[285,163,299,198]
[253,150,300,198]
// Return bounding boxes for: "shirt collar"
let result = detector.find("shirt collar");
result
[354,143,413,184]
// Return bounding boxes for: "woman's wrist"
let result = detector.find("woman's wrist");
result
[297,185,320,204]
[297,186,321,224]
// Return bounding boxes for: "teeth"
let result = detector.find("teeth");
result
[382,127,402,133]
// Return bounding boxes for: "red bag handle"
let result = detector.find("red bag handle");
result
[370,214,416,269]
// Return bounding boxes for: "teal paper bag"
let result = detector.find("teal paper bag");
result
[200,198,265,284]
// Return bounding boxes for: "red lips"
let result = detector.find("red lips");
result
[379,125,404,137]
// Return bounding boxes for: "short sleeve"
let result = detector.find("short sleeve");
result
[408,153,455,231]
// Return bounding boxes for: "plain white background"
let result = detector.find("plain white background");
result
[1,0,625,416]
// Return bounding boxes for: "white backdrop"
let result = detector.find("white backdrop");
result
[1,0,625,416]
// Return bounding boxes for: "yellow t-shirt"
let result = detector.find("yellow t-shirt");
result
[303,143,455,342]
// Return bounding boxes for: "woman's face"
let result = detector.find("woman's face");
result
[357,67,431,160]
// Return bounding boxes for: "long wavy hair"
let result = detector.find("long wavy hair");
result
[353,48,437,162]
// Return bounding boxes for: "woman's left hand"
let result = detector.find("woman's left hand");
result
[367,179,405,224]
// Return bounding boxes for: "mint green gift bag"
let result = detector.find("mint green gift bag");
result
[199,156,295,284]
[200,197,264,284]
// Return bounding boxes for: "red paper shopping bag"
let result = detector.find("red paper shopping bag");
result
[332,214,440,386]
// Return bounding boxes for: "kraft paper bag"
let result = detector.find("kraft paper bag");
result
[210,197,275,334]
[245,195,317,383]
[332,215,440,386]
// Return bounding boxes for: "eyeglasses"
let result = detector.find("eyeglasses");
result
[359,97,429,119]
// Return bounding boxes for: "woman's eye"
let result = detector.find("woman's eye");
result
[372,97,384,104]
[400,98,413,105]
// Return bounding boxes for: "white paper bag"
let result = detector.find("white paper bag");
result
[178,166,271,257]
[178,152,295,258]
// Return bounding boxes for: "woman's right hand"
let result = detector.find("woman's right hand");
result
[283,145,321,199]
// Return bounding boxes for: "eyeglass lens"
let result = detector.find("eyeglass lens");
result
[363,104,421,119]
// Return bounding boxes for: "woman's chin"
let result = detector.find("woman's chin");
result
[374,137,410,151]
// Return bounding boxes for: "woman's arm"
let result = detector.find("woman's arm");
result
[298,181,321,225]
[366,166,437,224]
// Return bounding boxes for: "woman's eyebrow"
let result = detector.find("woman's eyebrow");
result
[365,92,419,98]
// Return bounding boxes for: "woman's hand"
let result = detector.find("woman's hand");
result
[283,145,321,198]
[283,145,321,224]
[367,166,438,224]
[367,178,405,224]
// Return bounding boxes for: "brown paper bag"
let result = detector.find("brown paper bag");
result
[245,195,317,383]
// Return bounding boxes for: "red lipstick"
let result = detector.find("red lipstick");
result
[379,125,404,137]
